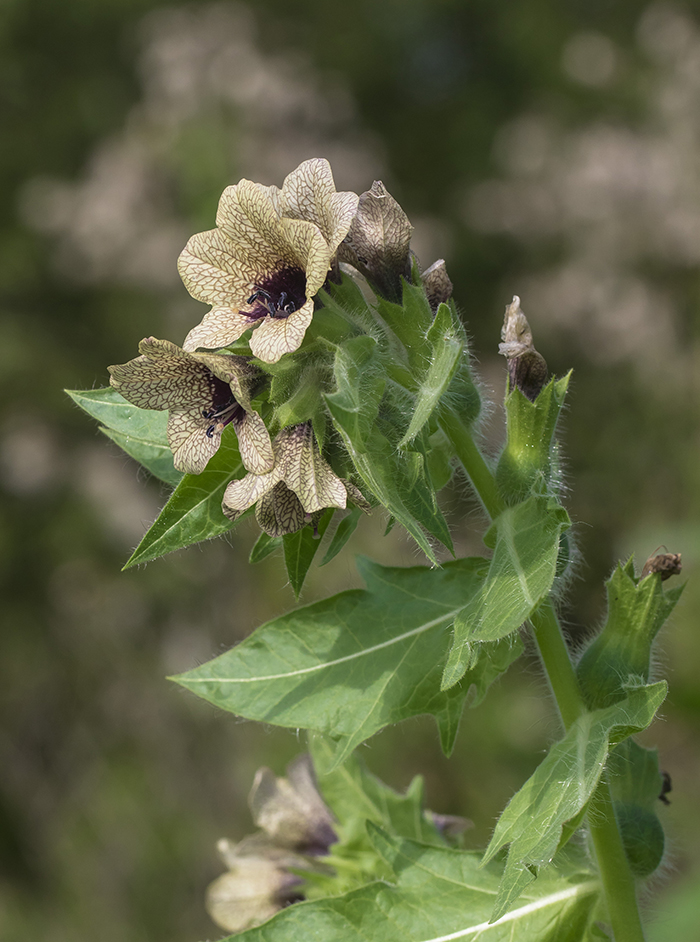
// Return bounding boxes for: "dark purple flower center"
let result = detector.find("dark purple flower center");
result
[246,267,307,320]
[203,375,244,438]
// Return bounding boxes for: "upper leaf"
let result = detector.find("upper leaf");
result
[172,557,522,766]
[218,827,599,942]
[483,681,667,921]
[124,426,245,567]
[442,495,570,689]
[66,387,182,486]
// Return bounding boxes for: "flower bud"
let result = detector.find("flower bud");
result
[576,560,682,710]
[338,181,413,302]
[421,259,453,311]
[498,296,548,402]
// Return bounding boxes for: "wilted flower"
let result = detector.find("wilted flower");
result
[108,337,274,474]
[178,158,358,363]
[222,423,361,536]
[206,754,336,934]
[250,753,337,855]
[498,295,548,401]
[206,834,308,934]
[641,552,682,581]
[338,180,413,302]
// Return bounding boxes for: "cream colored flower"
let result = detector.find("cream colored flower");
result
[178,158,358,363]
[206,834,307,934]
[108,337,274,475]
[250,754,337,856]
[222,423,350,536]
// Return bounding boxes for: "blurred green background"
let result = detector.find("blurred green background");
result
[1,1,699,939]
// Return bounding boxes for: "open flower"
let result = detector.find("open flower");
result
[222,423,352,536]
[206,755,336,934]
[206,834,308,934]
[250,753,337,856]
[178,158,358,363]
[108,337,274,474]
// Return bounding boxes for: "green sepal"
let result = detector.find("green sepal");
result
[282,508,334,598]
[483,681,667,921]
[576,558,683,709]
[66,387,181,486]
[326,336,452,562]
[442,495,570,689]
[375,280,433,370]
[607,739,666,877]
[398,302,464,448]
[123,425,245,568]
[495,372,571,502]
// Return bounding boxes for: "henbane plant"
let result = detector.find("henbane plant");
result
[68,157,682,942]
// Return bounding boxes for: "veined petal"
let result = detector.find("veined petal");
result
[282,424,347,513]
[235,411,275,474]
[280,158,359,252]
[179,228,271,307]
[278,217,332,296]
[167,406,221,474]
[223,465,284,514]
[255,481,306,537]
[184,307,261,353]
[248,302,314,363]
[109,337,211,410]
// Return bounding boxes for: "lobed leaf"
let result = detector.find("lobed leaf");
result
[442,495,570,689]
[219,827,599,942]
[483,681,667,921]
[173,557,522,766]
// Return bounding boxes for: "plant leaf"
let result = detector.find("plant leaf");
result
[320,508,362,566]
[124,426,245,568]
[218,827,599,942]
[249,531,282,564]
[442,495,570,689]
[173,557,522,766]
[398,303,464,447]
[283,508,334,598]
[483,681,667,921]
[66,386,181,486]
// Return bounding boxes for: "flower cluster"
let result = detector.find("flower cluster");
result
[206,754,337,934]
[108,157,450,536]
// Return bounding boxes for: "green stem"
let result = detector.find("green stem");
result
[529,600,584,730]
[438,406,505,519]
[442,412,646,940]
[588,780,648,942]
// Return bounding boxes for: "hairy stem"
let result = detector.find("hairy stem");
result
[444,413,646,941]
[438,406,504,519]
[588,780,648,942]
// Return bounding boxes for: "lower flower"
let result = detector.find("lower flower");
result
[222,423,359,536]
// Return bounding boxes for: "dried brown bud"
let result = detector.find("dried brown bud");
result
[421,259,453,311]
[641,552,682,581]
[498,295,548,401]
[338,180,413,301]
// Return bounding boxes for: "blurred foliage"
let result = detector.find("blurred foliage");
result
[0,1,699,940]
